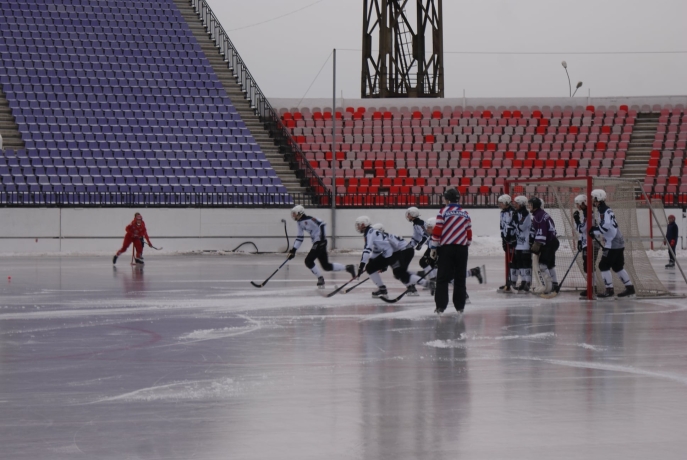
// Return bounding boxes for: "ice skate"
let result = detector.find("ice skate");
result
[434,307,444,315]
[345,264,356,278]
[429,280,436,296]
[470,266,483,284]
[617,285,636,298]
[551,282,559,293]
[515,281,530,294]
[597,287,615,300]
[579,290,589,299]
[497,283,513,294]
[406,285,419,296]
[665,262,675,268]
[317,276,325,289]
[134,257,144,265]
[112,254,118,265]
[465,292,471,304]
[372,286,388,298]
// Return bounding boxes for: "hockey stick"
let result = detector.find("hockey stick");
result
[250,257,290,288]
[319,276,358,298]
[345,277,369,293]
[539,248,582,299]
[379,269,432,304]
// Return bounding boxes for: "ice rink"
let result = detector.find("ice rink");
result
[1,253,687,459]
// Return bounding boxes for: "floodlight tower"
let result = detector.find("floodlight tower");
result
[361,0,444,98]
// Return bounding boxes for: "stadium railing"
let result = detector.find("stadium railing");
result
[190,0,328,198]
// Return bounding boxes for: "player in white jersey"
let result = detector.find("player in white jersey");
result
[573,194,599,298]
[588,190,635,299]
[288,206,355,288]
[355,216,429,298]
[509,195,532,293]
[497,194,517,293]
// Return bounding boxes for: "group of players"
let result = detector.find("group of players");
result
[498,188,636,299]
[287,188,483,313]
[110,186,640,308]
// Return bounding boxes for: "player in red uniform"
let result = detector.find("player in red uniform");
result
[112,212,153,265]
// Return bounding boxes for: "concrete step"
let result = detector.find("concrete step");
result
[174,0,308,196]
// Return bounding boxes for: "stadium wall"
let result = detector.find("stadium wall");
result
[270,96,687,111]
[0,208,683,255]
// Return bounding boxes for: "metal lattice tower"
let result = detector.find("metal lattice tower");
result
[362,0,444,98]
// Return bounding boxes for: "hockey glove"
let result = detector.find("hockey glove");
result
[429,249,438,261]
[415,243,424,251]
[357,262,366,277]
[670,239,676,246]
[588,226,600,237]
[577,240,583,252]
[287,248,296,260]
[573,210,581,226]
[530,241,542,255]
[502,239,508,252]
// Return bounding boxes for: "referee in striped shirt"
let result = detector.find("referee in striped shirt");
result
[429,188,472,314]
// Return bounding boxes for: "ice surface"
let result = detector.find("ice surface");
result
[1,254,687,459]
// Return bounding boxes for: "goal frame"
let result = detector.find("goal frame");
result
[505,176,595,299]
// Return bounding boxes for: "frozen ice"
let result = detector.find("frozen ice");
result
[1,254,687,459]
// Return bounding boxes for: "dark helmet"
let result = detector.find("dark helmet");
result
[528,196,542,210]
[443,187,460,203]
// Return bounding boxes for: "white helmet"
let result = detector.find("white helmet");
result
[425,217,437,230]
[290,205,305,220]
[371,223,384,232]
[514,195,528,207]
[405,207,420,221]
[355,215,371,233]
[497,194,512,205]
[591,189,607,202]
[574,194,587,205]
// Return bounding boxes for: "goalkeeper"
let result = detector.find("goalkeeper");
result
[528,197,560,293]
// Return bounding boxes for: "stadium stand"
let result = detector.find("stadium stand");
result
[0,0,291,204]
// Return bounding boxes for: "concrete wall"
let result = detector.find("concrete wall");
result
[0,207,684,255]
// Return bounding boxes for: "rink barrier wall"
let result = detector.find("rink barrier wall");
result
[0,207,684,255]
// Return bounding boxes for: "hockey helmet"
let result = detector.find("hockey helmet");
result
[591,189,607,202]
[443,187,460,203]
[290,205,305,220]
[405,207,420,221]
[497,194,512,205]
[425,217,437,231]
[514,195,528,207]
[355,215,371,233]
[371,223,384,232]
[574,194,587,205]
[528,196,543,210]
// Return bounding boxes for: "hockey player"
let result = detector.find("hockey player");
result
[573,194,599,298]
[113,212,153,265]
[528,196,560,294]
[429,188,472,314]
[589,189,635,298]
[665,214,678,268]
[405,207,429,250]
[510,195,532,293]
[288,205,355,288]
[498,194,517,293]
[355,216,429,298]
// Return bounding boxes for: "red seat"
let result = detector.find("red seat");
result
[432,111,442,119]
[412,111,422,119]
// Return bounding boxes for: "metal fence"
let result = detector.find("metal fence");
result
[189,0,328,196]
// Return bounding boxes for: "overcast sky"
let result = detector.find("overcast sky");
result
[205,0,687,100]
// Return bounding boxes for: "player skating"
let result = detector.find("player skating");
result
[288,205,355,288]
[429,188,472,315]
[113,212,153,265]
[355,216,429,298]
[528,196,560,295]
[497,194,517,293]
[665,214,678,268]
[589,189,635,299]
[509,195,532,293]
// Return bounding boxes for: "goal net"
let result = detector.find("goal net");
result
[505,177,673,298]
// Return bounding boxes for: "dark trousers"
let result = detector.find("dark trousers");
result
[304,241,335,271]
[390,247,415,284]
[669,243,677,263]
[435,245,469,313]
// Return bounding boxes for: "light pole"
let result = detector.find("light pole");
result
[562,61,583,97]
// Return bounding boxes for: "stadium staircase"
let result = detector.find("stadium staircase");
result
[621,112,660,180]
[0,85,23,151]
[173,0,307,196]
